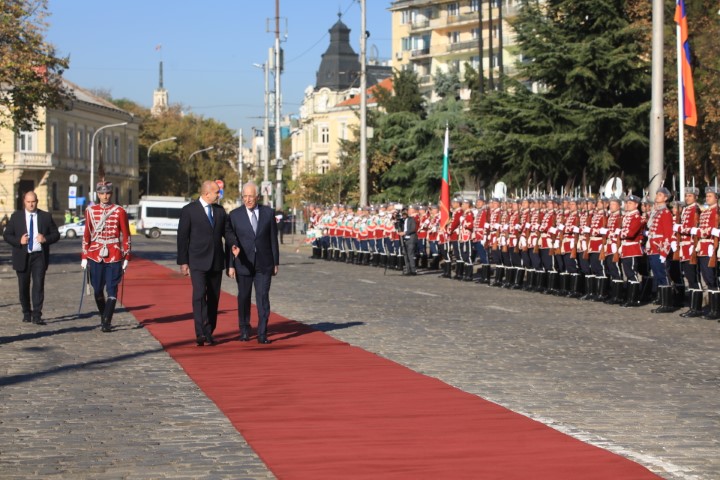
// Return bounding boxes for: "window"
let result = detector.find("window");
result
[77,128,85,159]
[67,126,75,157]
[320,125,330,144]
[17,131,36,152]
[401,10,410,24]
[49,123,58,153]
[472,27,480,39]
[470,0,479,12]
[113,135,120,163]
[448,2,459,17]
[146,207,183,219]
[470,55,480,69]
[319,157,329,174]
[128,189,133,205]
[402,37,411,51]
[127,139,134,165]
[448,31,460,44]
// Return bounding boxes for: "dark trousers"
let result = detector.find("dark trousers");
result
[403,236,417,274]
[190,269,222,338]
[540,248,554,271]
[589,252,605,277]
[88,260,123,299]
[563,253,579,274]
[680,261,699,288]
[578,252,591,274]
[698,256,717,290]
[648,254,668,286]
[236,271,273,339]
[473,241,488,264]
[621,257,638,282]
[17,252,46,319]
[605,257,622,280]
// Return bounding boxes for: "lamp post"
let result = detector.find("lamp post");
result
[186,146,214,196]
[147,136,177,196]
[253,60,270,205]
[90,121,128,203]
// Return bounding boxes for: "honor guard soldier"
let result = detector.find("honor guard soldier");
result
[536,197,557,292]
[472,194,489,277]
[615,194,645,306]
[446,197,464,279]
[601,196,623,303]
[561,197,582,296]
[690,186,719,318]
[427,204,441,270]
[81,181,131,332]
[458,198,475,281]
[416,205,430,268]
[486,196,503,284]
[646,187,675,312]
[678,187,701,317]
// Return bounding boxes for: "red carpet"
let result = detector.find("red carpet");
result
[123,258,662,479]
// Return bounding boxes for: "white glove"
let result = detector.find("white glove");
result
[570,240,575,250]
[549,227,557,235]
[557,224,565,230]
[673,224,681,232]
[611,243,618,254]
[659,255,666,264]
[709,245,715,258]
[493,223,500,230]
[691,227,698,235]
[614,228,621,236]
[525,222,531,229]
[122,259,129,271]
[81,259,87,270]
[500,236,507,246]
[671,241,678,251]
[502,224,509,231]
[553,240,560,249]
[519,237,527,248]
[515,224,521,231]
[712,228,720,237]
[581,241,587,251]
[572,226,580,234]
[599,228,608,235]
[484,223,490,229]
[582,226,591,234]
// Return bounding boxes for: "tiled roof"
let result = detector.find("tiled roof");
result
[335,77,393,108]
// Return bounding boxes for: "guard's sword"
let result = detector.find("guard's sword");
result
[78,268,87,315]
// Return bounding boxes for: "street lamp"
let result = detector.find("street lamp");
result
[186,146,214,196]
[147,136,177,196]
[253,61,270,205]
[90,121,128,203]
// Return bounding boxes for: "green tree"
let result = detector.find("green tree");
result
[375,69,426,117]
[0,0,71,132]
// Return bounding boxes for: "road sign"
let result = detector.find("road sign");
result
[68,186,77,209]
[261,181,273,197]
[69,174,78,184]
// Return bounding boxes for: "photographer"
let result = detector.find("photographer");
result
[399,207,418,276]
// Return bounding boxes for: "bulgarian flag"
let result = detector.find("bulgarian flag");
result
[675,0,697,127]
[439,125,450,228]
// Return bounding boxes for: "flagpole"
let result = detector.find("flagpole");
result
[676,17,685,198]
[649,0,664,198]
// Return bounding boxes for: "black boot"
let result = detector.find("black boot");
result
[535,271,548,292]
[703,290,720,320]
[523,269,535,291]
[580,275,595,300]
[454,262,464,280]
[640,277,654,304]
[397,255,405,271]
[544,272,558,294]
[95,294,107,321]
[513,268,525,289]
[492,266,505,287]
[567,274,582,298]
[420,256,428,269]
[346,251,354,264]
[652,285,675,313]
[673,285,686,309]
[101,298,116,332]
[605,280,622,305]
[372,253,380,267]
[439,262,450,278]
[502,267,515,288]
[680,289,704,317]
[622,281,641,307]
[557,273,569,296]
[429,255,440,270]
[593,277,609,302]
[464,264,474,282]
[362,252,370,266]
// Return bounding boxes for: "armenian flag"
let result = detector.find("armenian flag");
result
[674,0,697,127]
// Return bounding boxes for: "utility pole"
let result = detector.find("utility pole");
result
[263,53,270,205]
[649,0,664,195]
[274,0,283,211]
[477,0,484,96]
[359,0,368,207]
[238,128,243,203]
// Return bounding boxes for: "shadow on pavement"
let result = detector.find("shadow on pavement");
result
[269,320,365,342]
[0,324,98,346]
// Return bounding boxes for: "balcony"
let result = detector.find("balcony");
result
[12,152,55,169]
[411,47,431,58]
[409,19,431,31]
[449,40,479,52]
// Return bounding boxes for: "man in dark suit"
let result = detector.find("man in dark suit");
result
[177,180,227,346]
[3,191,60,324]
[400,207,418,276]
[226,181,280,344]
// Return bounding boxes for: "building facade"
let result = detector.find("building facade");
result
[390,0,524,99]
[291,15,391,179]
[0,79,140,222]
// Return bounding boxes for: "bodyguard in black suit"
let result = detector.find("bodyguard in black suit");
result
[226,181,280,344]
[177,180,227,346]
[3,191,60,324]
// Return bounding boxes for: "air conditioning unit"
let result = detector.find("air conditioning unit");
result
[395,51,404,60]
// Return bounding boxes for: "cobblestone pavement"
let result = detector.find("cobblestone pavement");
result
[0,238,273,479]
[2,235,718,479]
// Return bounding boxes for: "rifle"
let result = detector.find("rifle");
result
[612,229,622,263]
[709,207,718,268]
[672,206,682,261]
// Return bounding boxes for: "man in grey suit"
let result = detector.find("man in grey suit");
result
[226,182,280,344]
[401,207,418,276]
[3,191,60,324]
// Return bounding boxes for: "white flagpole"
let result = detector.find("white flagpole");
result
[676,14,685,198]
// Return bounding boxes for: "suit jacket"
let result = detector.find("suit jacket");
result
[176,201,227,272]
[3,209,59,272]
[225,204,279,275]
[403,216,418,238]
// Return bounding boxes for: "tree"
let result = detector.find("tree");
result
[0,0,71,132]
[375,69,426,117]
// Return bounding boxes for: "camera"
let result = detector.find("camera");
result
[393,211,405,232]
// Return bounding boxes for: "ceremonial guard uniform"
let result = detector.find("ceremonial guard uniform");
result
[647,188,678,313]
[416,206,430,268]
[427,205,441,270]
[81,181,131,332]
[458,199,474,282]
[561,198,582,296]
[689,187,719,318]
[614,195,644,306]
[584,198,610,300]
[446,198,464,279]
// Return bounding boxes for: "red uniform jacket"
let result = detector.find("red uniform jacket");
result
[646,205,673,257]
[619,210,644,258]
[82,203,131,263]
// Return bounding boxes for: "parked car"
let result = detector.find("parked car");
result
[59,220,85,239]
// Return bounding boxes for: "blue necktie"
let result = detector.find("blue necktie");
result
[251,209,258,234]
[206,204,214,227]
[28,214,34,252]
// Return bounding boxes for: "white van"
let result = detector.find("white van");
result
[136,196,189,238]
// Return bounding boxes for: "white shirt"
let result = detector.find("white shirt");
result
[25,210,42,253]
[246,206,259,225]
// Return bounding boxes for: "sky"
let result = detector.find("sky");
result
[46,0,393,143]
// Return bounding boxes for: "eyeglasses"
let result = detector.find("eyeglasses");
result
[242,195,257,199]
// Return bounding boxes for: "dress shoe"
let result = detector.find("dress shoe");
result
[196,336,206,346]
[206,336,217,346]
[258,337,272,344]
[22,316,32,323]
[239,332,250,342]
[32,318,46,325]
[101,324,112,333]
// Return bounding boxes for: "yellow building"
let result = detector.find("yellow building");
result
[0,79,140,223]
[390,0,524,99]
[291,15,391,178]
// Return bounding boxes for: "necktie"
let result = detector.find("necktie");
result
[28,214,34,252]
[251,209,258,234]
[206,204,214,227]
